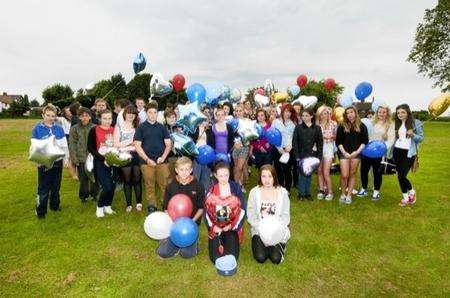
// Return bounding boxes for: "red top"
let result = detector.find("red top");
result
[95,126,114,150]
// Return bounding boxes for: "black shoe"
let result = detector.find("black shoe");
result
[80,197,88,203]
[50,207,61,211]
[306,195,313,201]
[297,195,304,201]
[35,211,45,219]
[147,205,157,215]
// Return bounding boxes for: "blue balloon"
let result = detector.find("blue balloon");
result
[361,118,373,136]
[219,85,231,101]
[265,127,282,147]
[288,85,300,97]
[215,152,230,164]
[177,102,207,134]
[205,96,220,107]
[355,82,373,101]
[196,145,216,165]
[227,118,239,132]
[362,140,387,158]
[133,53,146,74]
[255,123,265,138]
[205,82,223,103]
[170,217,199,248]
[340,94,353,108]
[186,83,206,104]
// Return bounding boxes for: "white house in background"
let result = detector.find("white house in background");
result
[0,92,22,112]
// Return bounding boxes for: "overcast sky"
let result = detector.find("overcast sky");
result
[0,0,440,110]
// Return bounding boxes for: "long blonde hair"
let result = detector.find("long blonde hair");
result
[372,105,392,136]
[342,106,362,133]
[316,105,332,128]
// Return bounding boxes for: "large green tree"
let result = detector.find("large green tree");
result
[127,73,152,101]
[42,84,73,104]
[92,73,127,108]
[8,95,30,117]
[408,0,450,92]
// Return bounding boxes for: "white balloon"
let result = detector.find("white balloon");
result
[258,216,286,246]
[143,212,173,240]
[298,95,318,109]
[254,94,269,106]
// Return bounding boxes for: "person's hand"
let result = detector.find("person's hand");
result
[146,158,156,166]
[222,225,231,232]
[213,226,222,234]
[343,151,351,159]
[406,129,414,137]
[235,142,242,149]
[260,147,267,153]
[156,157,165,164]
[349,151,359,159]
[278,148,284,155]
[285,145,292,152]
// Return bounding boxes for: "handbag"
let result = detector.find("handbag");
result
[379,156,396,175]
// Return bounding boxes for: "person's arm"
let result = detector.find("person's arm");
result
[246,188,259,228]
[411,120,424,144]
[135,140,155,166]
[292,126,300,160]
[113,125,121,148]
[316,126,323,160]
[280,188,291,227]
[192,182,205,222]
[87,128,104,161]
[68,126,78,165]
[351,124,368,157]
[157,138,172,164]
[385,123,396,151]
[162,183,172,211]
[336,126,350,158]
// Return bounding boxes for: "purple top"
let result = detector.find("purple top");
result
[213,124,228,154]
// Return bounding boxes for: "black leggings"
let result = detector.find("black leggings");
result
[208,231,240,263]
[121,165,142,206]
[273,149,297,191]
[251,235,286,264]
[360,157,382,190]
[393,147,414,193]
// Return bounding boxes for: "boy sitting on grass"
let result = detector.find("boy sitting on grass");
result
[156,157,205,259]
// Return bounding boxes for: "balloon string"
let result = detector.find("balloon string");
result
[102,81,124,100]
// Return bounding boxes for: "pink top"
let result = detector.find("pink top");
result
[251,122,272,152]
[319,120,337,143]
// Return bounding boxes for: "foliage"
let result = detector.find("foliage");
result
[6,95,29,117]
[127,73,152,101]
[42,84,73,104]
[30,99,40,107]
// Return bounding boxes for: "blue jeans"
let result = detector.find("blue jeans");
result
[94,159,117,208]
[192,160,211,193]
[156,238,199,259]
[298,172,312,196]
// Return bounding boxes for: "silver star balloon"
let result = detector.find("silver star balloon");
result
[264,79,275,97]
[237,119,259,146]
[171,132,199,156]
[176,102,207,134]
[230,88,242,103]
[150,73,173,97]
[29,135,65,169]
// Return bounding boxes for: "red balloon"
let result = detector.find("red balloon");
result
[167,194,193,220]
[254,88,265,96]
[297,75,308,87]
[324,78,336,91]
[172,74,186,92]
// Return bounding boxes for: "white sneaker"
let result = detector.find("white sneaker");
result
[339,195,347,204]
[126,206,132,213]
[96,207,104,218]
[104,206,115,215]
[345,196,352,204]
[136,203,142,212]
[325,194,334,201]
[317,192,325,200]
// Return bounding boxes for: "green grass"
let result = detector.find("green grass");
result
[0,119,449,297]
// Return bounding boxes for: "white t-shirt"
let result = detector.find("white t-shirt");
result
[394,122,411,150]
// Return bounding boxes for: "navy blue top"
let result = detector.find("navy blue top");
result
[134,120,170,163]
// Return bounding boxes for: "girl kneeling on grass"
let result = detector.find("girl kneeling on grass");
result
[390,104,424,207]
[32,104,68,219]
[336,106,368,204]
[204,162,246,263]
[247,165,290,264]
[87,109,117,218]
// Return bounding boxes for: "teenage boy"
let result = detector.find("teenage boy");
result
[69,107,99,202]
[135,97,148,124]
[134,100,171,213]
[157,157,205,258]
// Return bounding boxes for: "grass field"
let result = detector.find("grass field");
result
[0,119,449,297]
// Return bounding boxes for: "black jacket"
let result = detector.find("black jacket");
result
[87,127,105,162]
[292,122,323,160]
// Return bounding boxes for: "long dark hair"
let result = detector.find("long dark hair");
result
[394,104,414,136]
[280,103,298,125]
[123,104,139,128]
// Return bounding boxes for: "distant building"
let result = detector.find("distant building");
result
[0,92,22,113]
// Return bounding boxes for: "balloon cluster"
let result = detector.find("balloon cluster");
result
[143,195,198,248]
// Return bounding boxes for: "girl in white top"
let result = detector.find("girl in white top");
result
[271,104,298,192]
[247,164,290,264]
[357,104,395,200]
[113,105,142,212]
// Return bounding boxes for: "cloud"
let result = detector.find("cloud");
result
[0,0,440,109]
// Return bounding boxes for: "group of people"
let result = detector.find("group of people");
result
[31,95,424,264]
